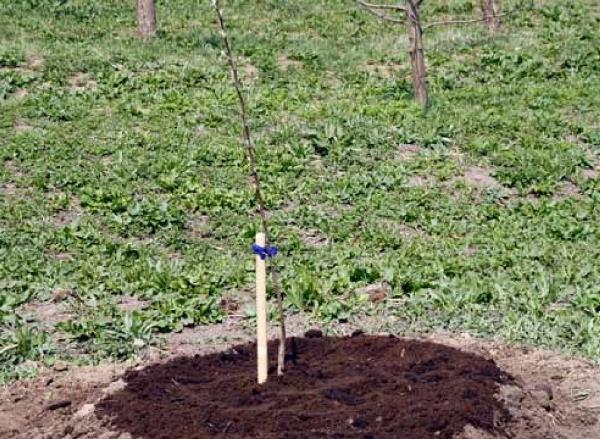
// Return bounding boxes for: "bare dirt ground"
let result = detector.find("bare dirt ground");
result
[1,315,599,438]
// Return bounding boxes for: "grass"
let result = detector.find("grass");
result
[0,0,599,383]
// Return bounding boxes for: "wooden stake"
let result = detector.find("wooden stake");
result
[255,232,268,384]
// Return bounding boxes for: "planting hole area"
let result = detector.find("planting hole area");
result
[96,334,511,438]
[3,330,599,438]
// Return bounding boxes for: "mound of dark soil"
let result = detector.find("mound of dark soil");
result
[97,334,514,438]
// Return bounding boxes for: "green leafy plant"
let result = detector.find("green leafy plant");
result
[0,0,599,381]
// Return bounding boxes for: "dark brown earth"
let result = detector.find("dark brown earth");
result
[2,326,599,438]
[97,334,514,439]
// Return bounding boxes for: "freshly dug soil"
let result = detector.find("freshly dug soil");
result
[97,334,514,438]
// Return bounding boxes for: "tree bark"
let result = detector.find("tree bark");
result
[137,0,156,37]
[405,0,428,107]
[480,0,501,33]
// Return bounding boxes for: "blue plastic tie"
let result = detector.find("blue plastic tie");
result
[252,243,278,260]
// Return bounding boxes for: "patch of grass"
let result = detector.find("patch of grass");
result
[0,0,599,381]
[0,315,53,384]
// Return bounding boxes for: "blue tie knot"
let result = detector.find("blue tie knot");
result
[252,243,278,260]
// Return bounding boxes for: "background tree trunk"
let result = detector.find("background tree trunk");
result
[480,0,501,33]
[406,0,428,107]
[136,0,156,37]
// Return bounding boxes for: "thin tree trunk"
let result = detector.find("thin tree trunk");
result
[480,0,501,33]
[406,0,428,107]
[212,0,287,377]
[136,0,156,37]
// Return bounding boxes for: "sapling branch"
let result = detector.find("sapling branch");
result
[356,0,406,23]
[424,1,532,31]
[212,0,287,377]
[356,0,405,11]
[423,9,516,31]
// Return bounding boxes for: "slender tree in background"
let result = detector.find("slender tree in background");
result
[406,0,427,107]
[136,0,157,37]
[357,1,528,106]
[357,0,428,107]
[480,0,501,33]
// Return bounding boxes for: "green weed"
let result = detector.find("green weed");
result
[0,0,599,381]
